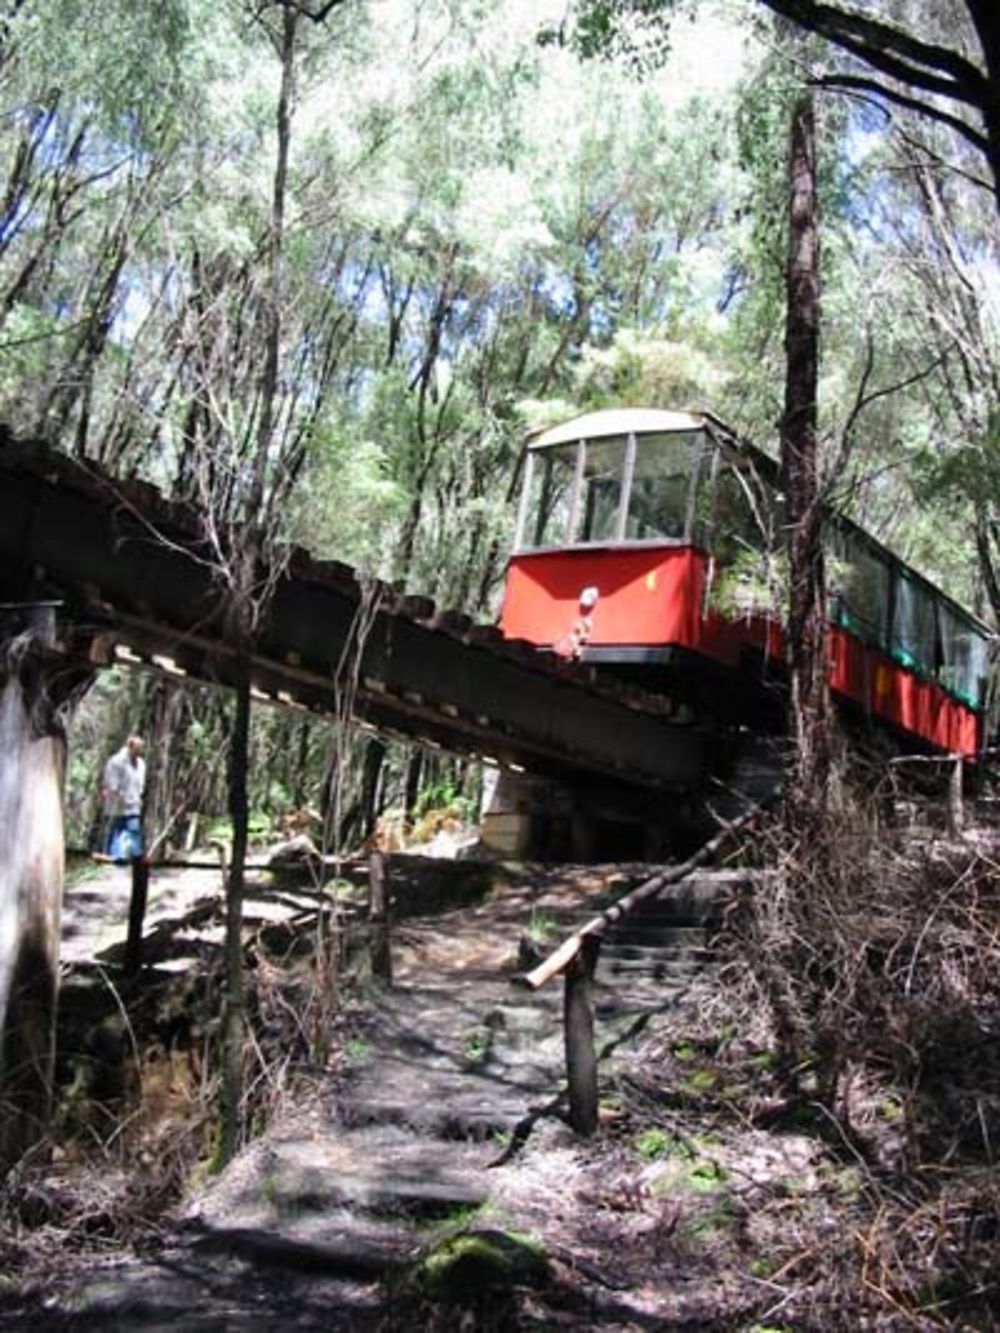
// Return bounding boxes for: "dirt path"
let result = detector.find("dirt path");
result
[6,857,822,1330]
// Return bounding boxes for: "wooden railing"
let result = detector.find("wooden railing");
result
[520,803,769,1136]
[116,852,393,982]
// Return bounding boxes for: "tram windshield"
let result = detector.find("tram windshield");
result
[519,428,705,550]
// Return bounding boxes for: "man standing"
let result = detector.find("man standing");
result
[102,735,146,861]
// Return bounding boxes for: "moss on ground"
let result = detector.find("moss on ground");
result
[413,1227,549,1301]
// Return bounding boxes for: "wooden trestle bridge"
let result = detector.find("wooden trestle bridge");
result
[0,429,706,792]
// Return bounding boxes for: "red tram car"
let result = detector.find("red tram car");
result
[500,409,991,758]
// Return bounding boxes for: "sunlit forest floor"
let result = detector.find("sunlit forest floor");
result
[2,827,999,1330]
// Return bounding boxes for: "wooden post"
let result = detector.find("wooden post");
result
[564,934,600,1136]
[369,851,392,985]
[948,755,964,837]
[124,855,150,976]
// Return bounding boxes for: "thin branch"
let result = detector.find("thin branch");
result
[812,74,991,157]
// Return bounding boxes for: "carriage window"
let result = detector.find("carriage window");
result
[712,462,765,561]
[575,436,628,543]
[625,431,701,541]
[527,442,578,548]
[891,573,937,676]
[939,604,988,707]
[834,531,890,648]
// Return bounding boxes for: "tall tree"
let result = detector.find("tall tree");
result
[215,0,349,1167]
[782,90,830,816]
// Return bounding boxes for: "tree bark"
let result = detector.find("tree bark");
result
[0,618,68,1166]
[782,92,830,821]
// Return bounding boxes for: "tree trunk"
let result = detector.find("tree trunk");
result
[782,92,830,822]
[0,620,68,1166]
[219,660,251,1165]
[967,4,1000,201]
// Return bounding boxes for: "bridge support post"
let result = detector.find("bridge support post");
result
[564,934,600,1136]
[0,606,71,1167]
[125,856,150,977]
[368,852,393,985]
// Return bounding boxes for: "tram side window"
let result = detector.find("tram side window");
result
[938,604,988,707]
[834,531,890,648]
[575,436,628,543]
[528,443,577,548]
[890,573,937,676]
[624,431,701,541]
[712,462,766,562]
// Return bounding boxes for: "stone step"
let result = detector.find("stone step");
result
[603,925,710,949]
[601,941,712,964]
[337,1097,526,1140]
[252,1169,487,1222]
[599,955,715,981]
[187,1220,412,1278]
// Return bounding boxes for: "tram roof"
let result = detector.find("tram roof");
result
[529,408,713,449]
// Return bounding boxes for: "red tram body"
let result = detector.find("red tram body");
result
[501,410,989,758]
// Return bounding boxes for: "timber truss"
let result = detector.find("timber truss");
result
[0,429,707,797]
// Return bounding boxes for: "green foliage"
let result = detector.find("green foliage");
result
[344,1036,371,1065]
[525,911,556,944]
[633,1126,679,1159]
[687,1158,728,1192]
[680,1067,721,1096]
[202,811,272,848]
[709,548,788,621]
[463,1029,489,1063]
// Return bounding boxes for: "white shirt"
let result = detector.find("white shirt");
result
[103,748,146,817]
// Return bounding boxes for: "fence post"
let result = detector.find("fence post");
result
[125,855,150,975]
[369,851,393,985]
[948,754,964,837]
[564,934,600,1136]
